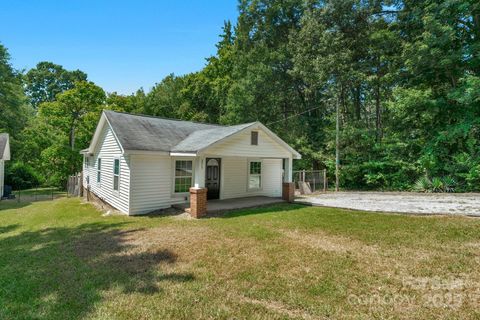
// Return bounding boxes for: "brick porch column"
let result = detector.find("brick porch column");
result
[189,187,207,218]
[282,182,294,203]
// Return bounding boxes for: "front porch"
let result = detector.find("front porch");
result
[184,154,295,218]
[175,196,285,215]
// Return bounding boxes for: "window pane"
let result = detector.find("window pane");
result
[97,171,101,183]
[98,158,101,170]
[175,161,193,177]
[249,175,261,189]
[174,161,192,192]
[176,167,191,176]
[114,159,120,175]
[250,161,261,174]
[175,176,192,193]
[113,175,119,191]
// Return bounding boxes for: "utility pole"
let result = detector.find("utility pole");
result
[335,95,340,192]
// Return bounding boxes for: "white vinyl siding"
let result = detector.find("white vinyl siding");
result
[82,123,130,214]
[129,155,190,215]
[221,157,282,199]
[205,128,291,158]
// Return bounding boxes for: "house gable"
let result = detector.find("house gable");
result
[87,113,124,155]
[83,116,130,214]
[201,123,299,159]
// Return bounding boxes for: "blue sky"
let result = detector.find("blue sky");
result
[0,0,238,94]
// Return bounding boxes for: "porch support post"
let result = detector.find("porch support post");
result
[189,187,207,218]
[284,157,293,182]
[190,156,207,218]
[282,157,294,202]
[194,156,205,188]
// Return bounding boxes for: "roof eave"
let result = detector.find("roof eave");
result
[170,152,197,157]
[124,149,170,156]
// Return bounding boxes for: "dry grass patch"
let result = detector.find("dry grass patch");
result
[1,199,480,319]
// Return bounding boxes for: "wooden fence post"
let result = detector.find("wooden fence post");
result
[323,169,327,192]
[80,172,83,197]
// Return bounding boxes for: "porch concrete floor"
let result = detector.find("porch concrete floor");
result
[177,196,285,214]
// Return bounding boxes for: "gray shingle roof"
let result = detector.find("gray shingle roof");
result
[171,123,255,153]
[104,110,247,153]
[0,133,8,160]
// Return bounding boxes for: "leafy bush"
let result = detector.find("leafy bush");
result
[442,176,456,193]
[431,177,444,193]
[413,176,432,192]
[413,176,456,193]
[5,162,43,190]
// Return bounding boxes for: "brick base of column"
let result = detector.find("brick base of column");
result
[189,187,208,218]
[282,182,295,203]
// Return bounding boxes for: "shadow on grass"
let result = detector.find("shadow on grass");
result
[0,199,34,211]
[0,224,19,234]
[211,203,306,219]
[0,222,194,319]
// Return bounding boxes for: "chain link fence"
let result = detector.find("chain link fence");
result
[293,169,328,194]
[5,187,66,203]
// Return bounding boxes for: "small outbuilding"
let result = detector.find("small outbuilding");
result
[81,110,300,216]
[0,133,10,199]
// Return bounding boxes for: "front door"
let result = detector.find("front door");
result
[206,158,221,200]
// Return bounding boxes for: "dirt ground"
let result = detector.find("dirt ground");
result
[297,191,480,216]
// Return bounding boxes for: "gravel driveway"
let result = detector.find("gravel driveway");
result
[297,192,480,216]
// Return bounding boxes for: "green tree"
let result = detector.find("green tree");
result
[25,61,87,109]
[0,43,31,137]
[39,81,106,150]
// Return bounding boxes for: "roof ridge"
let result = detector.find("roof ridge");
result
[187,121,257,134]
[103,109,225,127]
[171,122,257,152]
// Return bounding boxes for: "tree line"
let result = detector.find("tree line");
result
[0,0,479,191]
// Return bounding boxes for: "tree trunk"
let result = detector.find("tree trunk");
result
[70,126,75,150]
[354,85,361,121]
[375,82,382,142]
[335,92,340,192]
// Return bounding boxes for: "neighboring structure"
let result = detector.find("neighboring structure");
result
[81,110,301,216]
[0,133,11,199]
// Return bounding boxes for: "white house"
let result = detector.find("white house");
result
[81,110,300,216]
[0,133,11,199]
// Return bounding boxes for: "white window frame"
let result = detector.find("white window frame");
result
[113,157,120,192]
[173,159,194,194]
[248,159,262,191]
[97,158,102,186]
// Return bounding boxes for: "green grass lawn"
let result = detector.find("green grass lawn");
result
[0,198,479,319]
